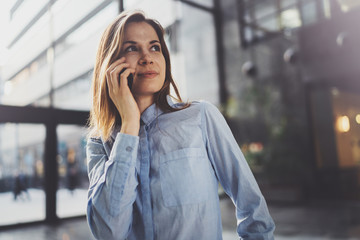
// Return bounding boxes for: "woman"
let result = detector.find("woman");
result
[86,10,275,240]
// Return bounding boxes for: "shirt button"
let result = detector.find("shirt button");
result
[126,146,133,152]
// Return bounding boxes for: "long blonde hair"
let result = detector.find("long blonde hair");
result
[88,10,187,141]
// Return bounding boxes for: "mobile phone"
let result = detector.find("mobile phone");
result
[127,73,133,89]
[120,68,133,89]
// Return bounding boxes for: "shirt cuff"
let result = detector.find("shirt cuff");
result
[110,133,139,165]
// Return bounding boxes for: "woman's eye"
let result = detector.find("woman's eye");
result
[150,45,161,52]
[125,46,137,52]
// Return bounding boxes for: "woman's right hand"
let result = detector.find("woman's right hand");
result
[106,57,140,136]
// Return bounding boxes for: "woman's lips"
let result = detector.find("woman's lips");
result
[137,71,158,79]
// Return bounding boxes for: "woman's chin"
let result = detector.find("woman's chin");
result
[131,87,162,97]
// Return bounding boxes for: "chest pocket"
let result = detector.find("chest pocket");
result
[159,148,213,207]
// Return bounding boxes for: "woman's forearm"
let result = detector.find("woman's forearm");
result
[86,133,139,240]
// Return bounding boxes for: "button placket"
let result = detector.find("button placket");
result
[139,125,154,239]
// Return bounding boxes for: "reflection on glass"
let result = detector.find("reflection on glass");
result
[301,1,318,25]
[53,76,91,110]
[56,125,88,218]
[179,0,213,8]
[332,90,360,167]
[280,8,302,29]
[179,3,219,103]
[337,0,360,12]
[281,0,298,9]
[254,1,277,21]
[0,123,46,225]
[51,1,118,111]
[1,0,117,110]
[54,1,118,57]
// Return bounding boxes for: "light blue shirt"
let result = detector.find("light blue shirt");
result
[86,98,275,240]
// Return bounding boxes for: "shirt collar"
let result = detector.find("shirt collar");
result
[110,96,175,141]
[140,95,175,126]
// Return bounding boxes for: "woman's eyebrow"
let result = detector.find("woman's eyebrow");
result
[123,40,137,45]
[123,40,159,45]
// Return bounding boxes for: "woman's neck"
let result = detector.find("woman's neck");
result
[134,95,154,114]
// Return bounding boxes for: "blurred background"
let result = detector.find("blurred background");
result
[0,0,360,239]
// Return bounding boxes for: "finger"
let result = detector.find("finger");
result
[119,68,135,88]
[106,62,127,97]
[109,63,130,88]
[107,57,126,71]
[106,57,126,78]
[109,62,129,76]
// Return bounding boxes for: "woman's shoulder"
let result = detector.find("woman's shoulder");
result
[188,100,222,115]
[170,100,222,121]
[173,99,217,110]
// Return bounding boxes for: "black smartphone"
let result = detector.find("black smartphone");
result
[120,68,133,89]
[127,73,133,89]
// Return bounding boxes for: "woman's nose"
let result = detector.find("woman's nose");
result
[139,51,153,65]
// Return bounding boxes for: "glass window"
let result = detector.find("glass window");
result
[56,124,88,218]
[0,123,46,225]
[8,0,48,42]
[54,1,118,57]
[309,88,338,168]
[257,16,280,32]
[242,1,281,43]
[1,0,117,110]
[181,0,214,8]
[337,0,360,12]
[310,86,360,170]
[4,9,50,81]
[332,89,360,168]
[281,0,298,9]
[280,8,302,29]
[51,1,118,110]
[1,63,52,107]
[240,0,325,46]
[253,1,277,21]
[52,0,111,41]
[124,0,177,28]
[178,3,219,103]
[301,1,319,25]
[53,75,91,110]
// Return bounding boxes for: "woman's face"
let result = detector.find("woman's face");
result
[121,21,166,98]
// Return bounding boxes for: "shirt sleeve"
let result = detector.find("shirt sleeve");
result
[86,133,139,240]
[200,101,275,239]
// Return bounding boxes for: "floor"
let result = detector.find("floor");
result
[1,198,360,239]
